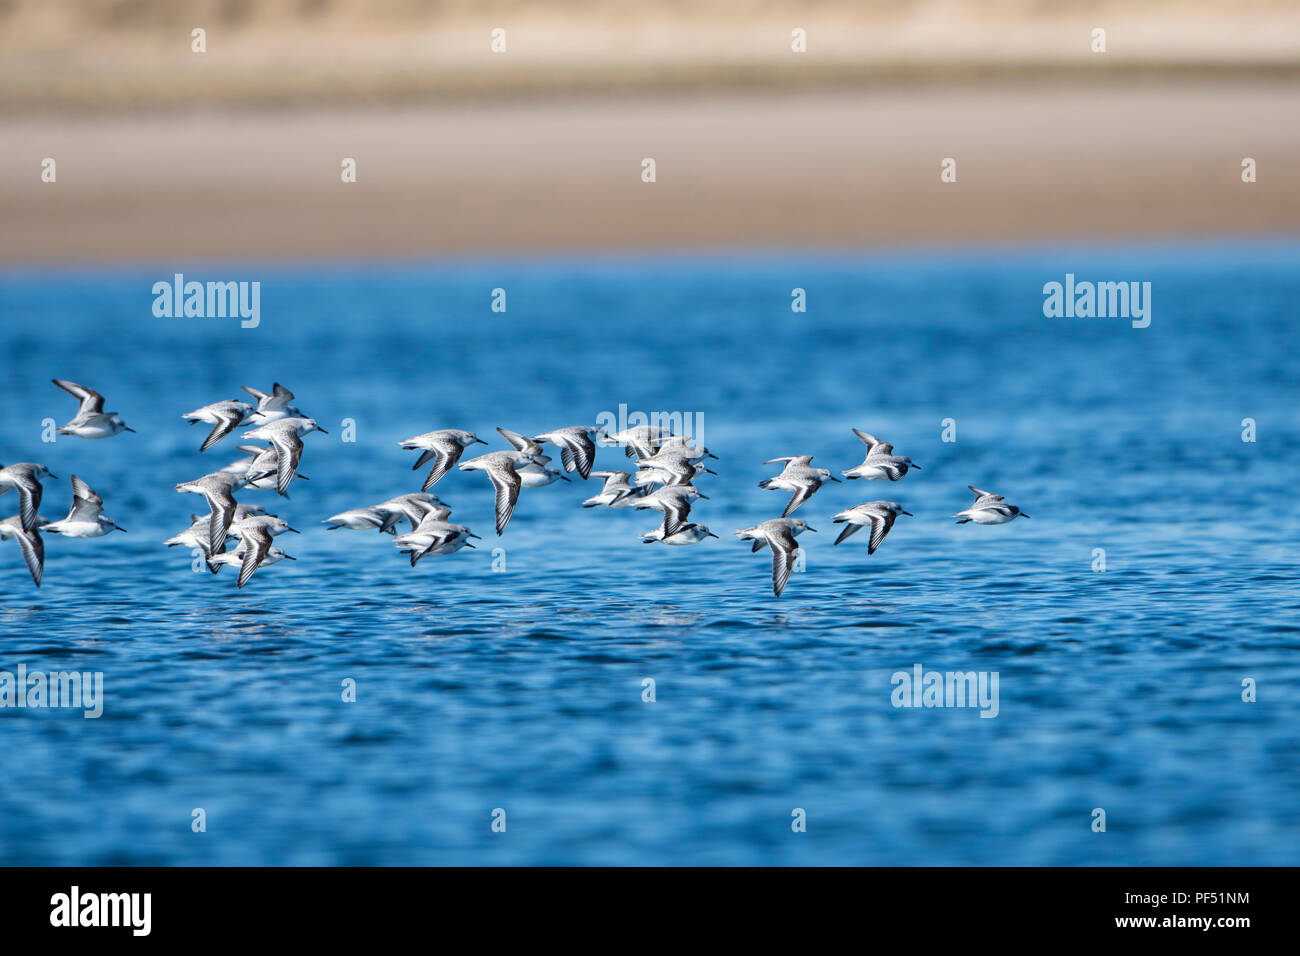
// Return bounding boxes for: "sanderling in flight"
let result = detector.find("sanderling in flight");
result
[240,383,305,426]
[165,504,267,552]
[0,514,44,587]
[393,514,480,565]
[634,484,708,536]
[217,445,271,476]
[954,486,1030,524]
[842,429,920,481]
[497,427,571,487]
[324,493,450,534]
[602,425,675,460]
[759,456,838,516]
[183,399,254,452]
[242,417,328,497]
[398,429,486,491]
[655,436,717,461]
[40,476,125,537]
[634,450,715,488]
[175,471,254,556]
[209,525,295,588]
[639,522,717,546]
[51,380,134,439]
[0,462,54,532]
[458,449,536,535]
[736,517,816,597]
[582,471,646,507]
[831,501,912,552]
[534,426,600,480]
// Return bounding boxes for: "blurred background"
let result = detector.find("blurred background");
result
[2,0,1298,263]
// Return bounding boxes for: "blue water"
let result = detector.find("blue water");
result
[1,240,1297,865]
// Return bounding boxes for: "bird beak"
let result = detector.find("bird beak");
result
[468,533,482,539]
[284,554,297,560]
[317,427,329,434]
[1021,513,1031,518]
[287,527,301,534]
[912,463,922,470]
[560,475,571,482]
[702,467,717,475]
[115,526,128,533]
[465,542,477,548]
[829,476,841,482]
[901,510,913,517]
[48,473,59,479]
[124,426,137,433]
[475,438,488,445]
[706,532,718,538]
[707,452,719,460]
[805,526,818,533]
[698,493,710,500]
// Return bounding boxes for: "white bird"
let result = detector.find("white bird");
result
[601,425,675,460]
[534,426,600,480]
[759,456,838,516]
[240,383,304,426]
[324,494,449,534]
[0,462,54,532]
[242,417,328,496]
[954,486,1030,524]
[398,429,486,491]
[458,450,536,535]
[40,476,125,537]
[842,429,921,481]
[639,522,717,546]
[634,451,715,488]
[209,526,295,588]
[831,501,912,553]
[519,461,571,488]
[183,399,254,452]
[736,517,816,597]
[217,445,271,476]
[175,471,253,556]
[652,436,717,461]
[634,484,708,536]
[393,515,479,566]
[0,514,44,587]
[165,504,267,552]
[581,471,645,508]
[51,379,134,438]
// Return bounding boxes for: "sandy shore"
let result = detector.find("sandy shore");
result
[4,80,1298,265]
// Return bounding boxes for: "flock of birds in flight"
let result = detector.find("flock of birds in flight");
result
[1,381,1029,597]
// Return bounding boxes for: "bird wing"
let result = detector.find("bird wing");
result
[497,426,543,456]
[852,428,882,450]
[782,481,817,517]
[767,527,799,597]
[13,525,44,587]
[834,522,863,546]
[486,463,522,535]
[68,476,104,520]
[270,430,305,496]
[201,404,246,452]
[204,484,238,555]
[420,438,464,491]
[236,527,273,588]
[268,383,295,408]
[661,495,694,536]
[867,511,897,555]
[564,433,596,479]
[53,379,104,416]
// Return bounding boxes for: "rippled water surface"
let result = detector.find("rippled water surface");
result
[1,242,1298,865]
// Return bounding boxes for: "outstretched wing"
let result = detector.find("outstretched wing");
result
[867,511,897,555]
[201,405,246,452]
[14,526,44,587]
[53,379,105,416]
[782,482,816,517]
[236,528,273,588]
[486,464,522,535]
[420,438,465,491]
[767,527,799,597]
[68,475,104,520]
[270,430,305,496]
